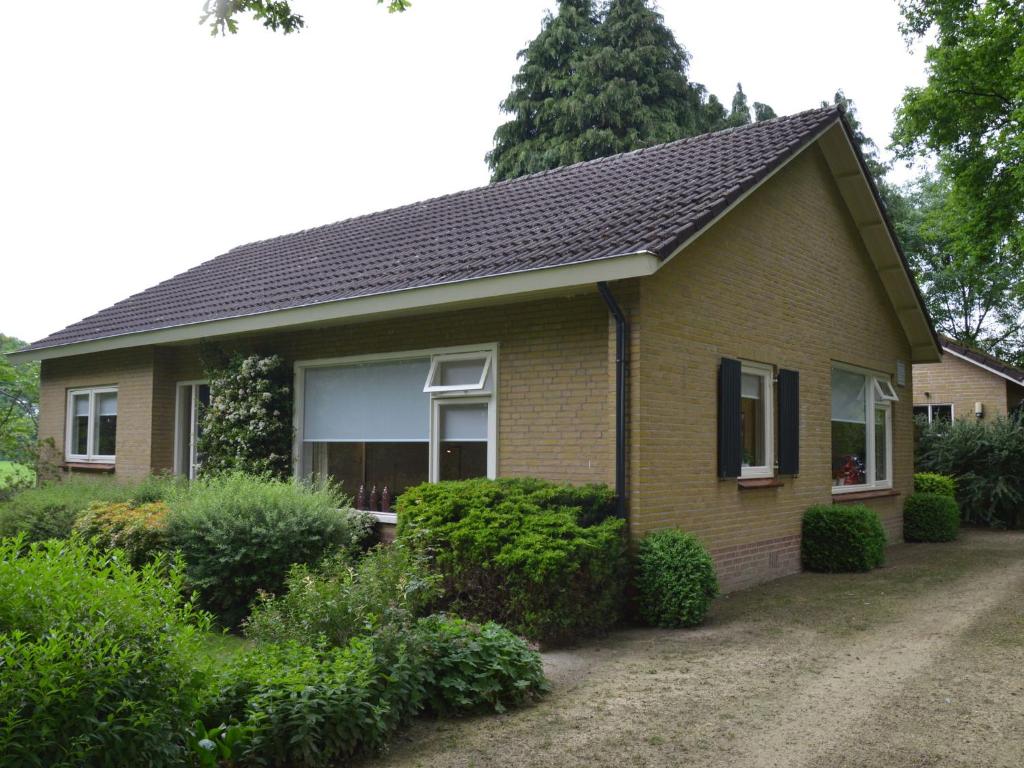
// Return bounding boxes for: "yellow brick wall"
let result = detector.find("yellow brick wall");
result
[630,145,914,590]
[912,352,1011,421]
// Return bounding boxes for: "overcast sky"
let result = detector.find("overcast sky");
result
[0,0,931,344]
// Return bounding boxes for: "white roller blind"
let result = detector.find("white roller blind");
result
[741,373,761,399]
[97,392,118,416]
[440,403,488,441]
[73,394,90,417]
[304,358,430,441]
[831,368,866,424]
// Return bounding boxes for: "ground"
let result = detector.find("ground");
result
[363,529,1024,768]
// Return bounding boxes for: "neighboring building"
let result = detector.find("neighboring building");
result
[11,107,940,591]
[913,336,1024,424]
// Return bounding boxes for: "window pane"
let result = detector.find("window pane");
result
[178,386,194,474]
[440,403,488,441]
[195,385,210,472]
[309,441,428,507]
[71,394,89,455]
[913,405,929,421]
[932,405,952,423]
[740,376,765,467]
[831,368,866,424]
[440,442,487,481]
[832,421,866,486]
[437,358,487,388]
[874,407,888,482]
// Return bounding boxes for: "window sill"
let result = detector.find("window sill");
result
[62,462,115,473]
[738,478,784,490]
[832,488,900,503]
[371,511,397,525]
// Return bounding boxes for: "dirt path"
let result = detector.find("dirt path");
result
[363,530,1024,768]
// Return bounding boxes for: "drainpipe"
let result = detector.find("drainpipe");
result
[597,281,628,518]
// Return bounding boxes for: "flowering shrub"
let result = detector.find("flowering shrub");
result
[73,501,170,567]
[198,353,292,479]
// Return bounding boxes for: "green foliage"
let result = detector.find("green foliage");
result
[413,615,549,715]
[200,0,410,35]
[198,353,293,479]
[202,633,426,768]
[801,504,886,573]
[0,461,33,501]
[245,539,441,647]
[916,416,1024,528]
[0,477,136,541]
[487,0,773,181]
[397,477,628,645]
[635,529,719,628]
[73,501,170,568]
[0,334,38,466]
[903,492,960,542]
[166,472,374,625]
[186,720,254,768]
[0,536,211,767]
[914,471,957,498]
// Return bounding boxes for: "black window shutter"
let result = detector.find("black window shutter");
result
[777,369,800,475]
[718,357,742,478]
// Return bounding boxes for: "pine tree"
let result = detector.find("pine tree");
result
[486,0,598,182]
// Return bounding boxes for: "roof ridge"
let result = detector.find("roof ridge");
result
[226,105,842,255]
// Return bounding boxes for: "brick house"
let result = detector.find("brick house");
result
[913,336,1024,424]
[12,107,940,591]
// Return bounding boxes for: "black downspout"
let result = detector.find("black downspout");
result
[597,282,628,518]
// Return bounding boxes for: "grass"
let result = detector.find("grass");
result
[196,632,252,666]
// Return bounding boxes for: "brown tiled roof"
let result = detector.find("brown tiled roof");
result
[25,107,843,352]
[940,336,1024,385]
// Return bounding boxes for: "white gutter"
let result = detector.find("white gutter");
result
[10,251,660,363]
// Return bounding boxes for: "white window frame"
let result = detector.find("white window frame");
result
[740,361,774,479]
[293,343,499,522]
[423,351,493,393]
[174,380,209,480]
[831,363,897,494]
[65,386,118,463]
[914,403,954,424]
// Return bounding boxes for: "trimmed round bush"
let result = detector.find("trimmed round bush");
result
[801,504,886,572]
[397,478,627,646]
[0,535,210,767]
[635,529,719,628]
[913,472,956,498]
[903,492,960,542]
[166,472,375,625]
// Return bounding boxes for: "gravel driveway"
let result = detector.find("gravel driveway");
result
[362,529,1024,768]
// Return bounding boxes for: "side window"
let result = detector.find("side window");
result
[66,387,118,462]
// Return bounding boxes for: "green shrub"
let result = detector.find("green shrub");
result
[203,632,426,768]
[73,501,170,567]
[397,477,628,646]
[414,615,548,715]
[166,473,375,625]
[0,462,33,501]
[244,538,441,647]
[903,492,960,542]
[801,504,886,572]
[635,529,719,628]
[0,477,136,541]
[917,416,1024,528]
[0,536,211,767]
[913,472,956,498]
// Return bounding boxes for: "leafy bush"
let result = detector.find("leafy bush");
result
[203,632,427,768]
[917,416,1024,528]
[801,504,886,573]
[245,538,441,646]
[73,501,170,567]
[635,529,719,628]
[0,461,33,501]
[397,477,628,645]
[166,472,374,625]
[903,492,960,542]
[0,536,210,767]
[0,477,136,541]
[198,353,293,479]
[913,472,956,498]
[414,615,548,715]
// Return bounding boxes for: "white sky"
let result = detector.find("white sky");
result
[0,0,930,344]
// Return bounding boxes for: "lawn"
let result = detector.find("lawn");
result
[363,529,1024,768]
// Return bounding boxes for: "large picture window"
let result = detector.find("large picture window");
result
[831,364,895,491]
[296,345,497,520]
[65,387,117,463]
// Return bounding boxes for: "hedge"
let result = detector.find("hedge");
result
[635,529,718,628]
[903,492,960,542]
[801,504,886,572]
[913,472,956,499]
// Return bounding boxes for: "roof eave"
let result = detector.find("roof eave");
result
[8,251,661,363]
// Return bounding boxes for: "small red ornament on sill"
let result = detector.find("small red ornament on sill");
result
[835,455,865,486]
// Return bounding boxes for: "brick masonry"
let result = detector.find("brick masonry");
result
[38,142,920,592]
[912,351,1024,422]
